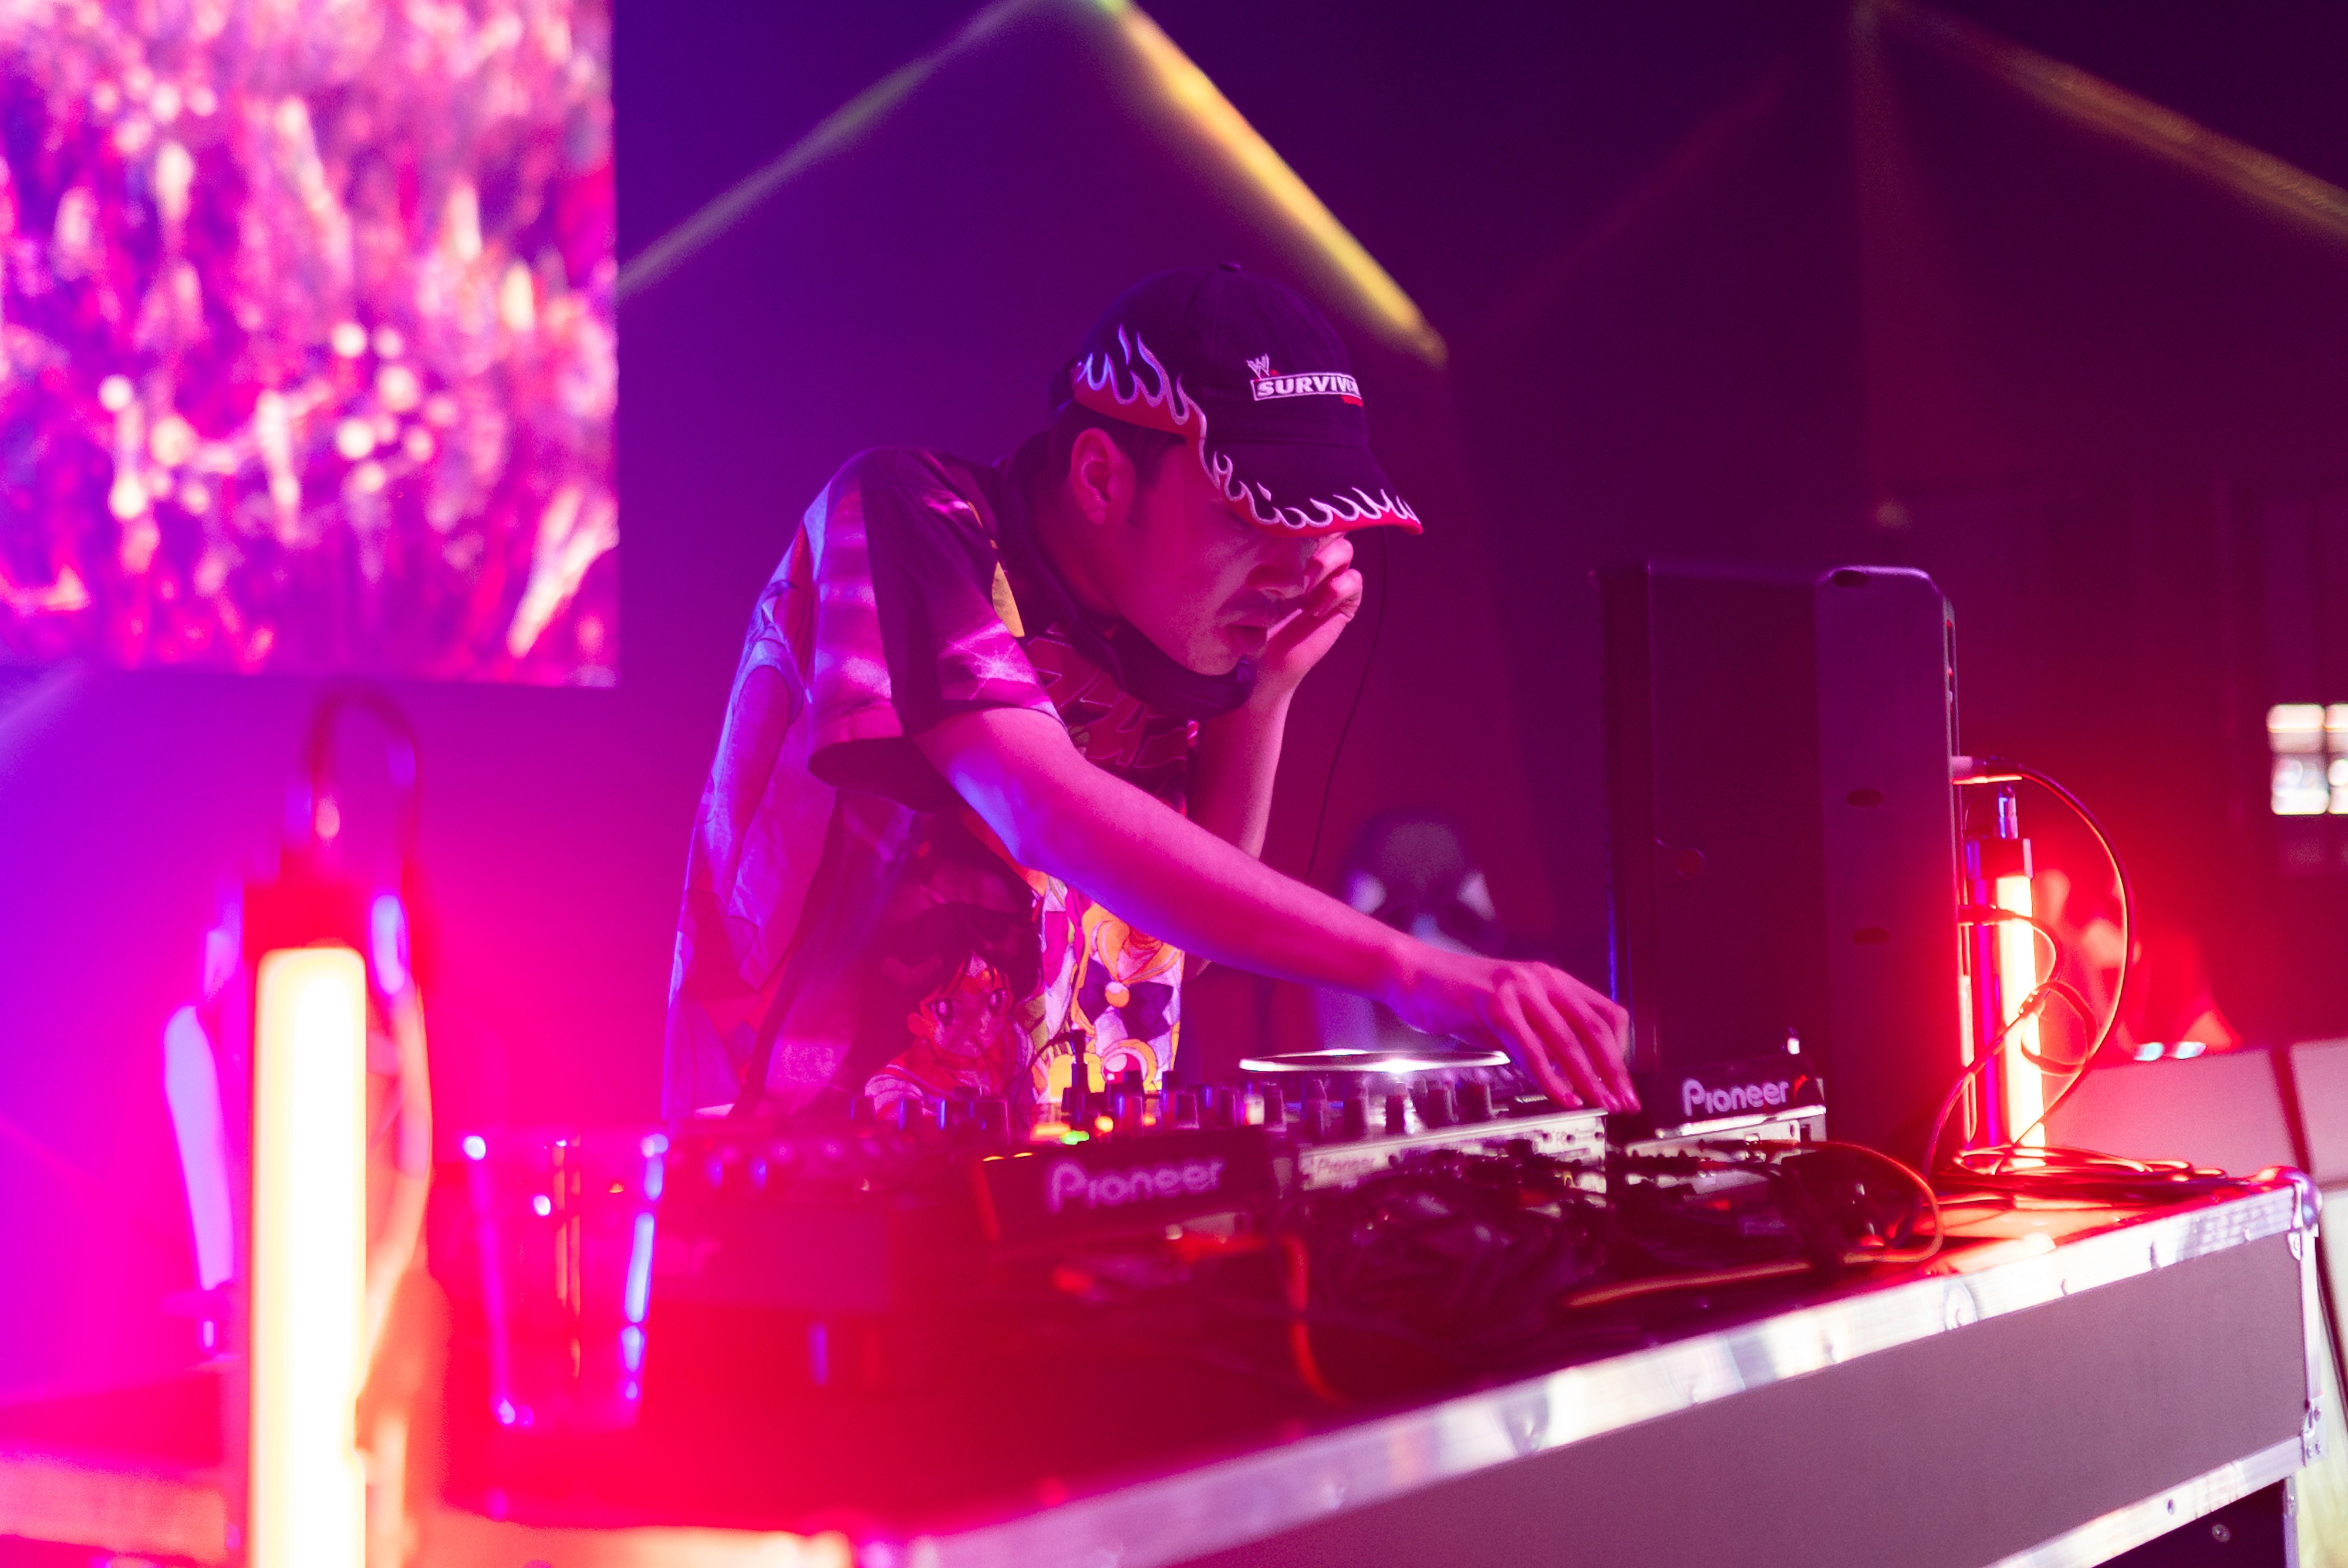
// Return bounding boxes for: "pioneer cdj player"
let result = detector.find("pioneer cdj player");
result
[427,1066,1611,1420]
[1598,562,1966,1160]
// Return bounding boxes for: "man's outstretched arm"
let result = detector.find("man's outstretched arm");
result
[913,706,1638,1112]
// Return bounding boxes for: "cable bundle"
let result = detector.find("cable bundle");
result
[1568,1142,1942,1309]
[1274,1138,1942,1398]
[1281,1151,1605,1361]
[1939,1145,2239,1207]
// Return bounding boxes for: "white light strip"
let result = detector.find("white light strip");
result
[251,947,369,1568]
[161,1006,234,1292]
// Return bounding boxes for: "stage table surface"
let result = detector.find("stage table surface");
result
[0,1177,2329,1568]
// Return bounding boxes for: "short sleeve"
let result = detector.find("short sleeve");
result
[801,449,1055,807]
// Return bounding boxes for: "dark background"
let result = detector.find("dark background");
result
[5,0,2346,1398]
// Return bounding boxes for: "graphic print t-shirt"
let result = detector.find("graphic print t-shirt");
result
[663,440,1212,1119]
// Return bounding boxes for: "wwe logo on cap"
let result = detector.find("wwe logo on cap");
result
[1248,357,1363,406]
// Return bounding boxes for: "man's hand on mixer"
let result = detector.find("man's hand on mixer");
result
[913,707,1639,1113]
[1379,948,1635,1113]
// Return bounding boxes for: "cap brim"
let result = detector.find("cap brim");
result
[1206,439,1423,536]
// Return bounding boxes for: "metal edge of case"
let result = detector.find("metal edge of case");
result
[898,1185,2306,1568]
[1985,1435,2306,1568]
[2299,1178,2328,1469]
[1993,1178,2322,1568]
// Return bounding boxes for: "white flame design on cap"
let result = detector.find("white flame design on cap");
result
[1068,328,1421,536]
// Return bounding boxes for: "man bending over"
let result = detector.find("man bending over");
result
[663,264,1634,1123]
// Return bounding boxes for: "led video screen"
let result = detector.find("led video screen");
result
[0,0,614,682]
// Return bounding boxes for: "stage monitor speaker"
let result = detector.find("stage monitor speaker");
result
[2286,1038,2348,1189]
[1600,563,1964,1160]
[2043,1050,2299,1178]
[2279,1037,2348,1562]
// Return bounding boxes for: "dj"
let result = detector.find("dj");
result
[663,265,1635,1124]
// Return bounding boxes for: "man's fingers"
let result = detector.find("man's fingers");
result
[1492,989,1582,1108]
[1513,967,1640,1114]
[1303,567,1364,623]
[1309,533,1355,589]
[1534,967,1637,1111]
[1551,979,1637,1109]
[1519,982,1615,1111]
[1594,995,1638,1106]
[1262,570,1365,674]
[1270,569,1361,637]
[1593,997,1639,1106]
[1564,992,1638,1111]
[1396,955,1638,1116]
[1501,982,1602,1111]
